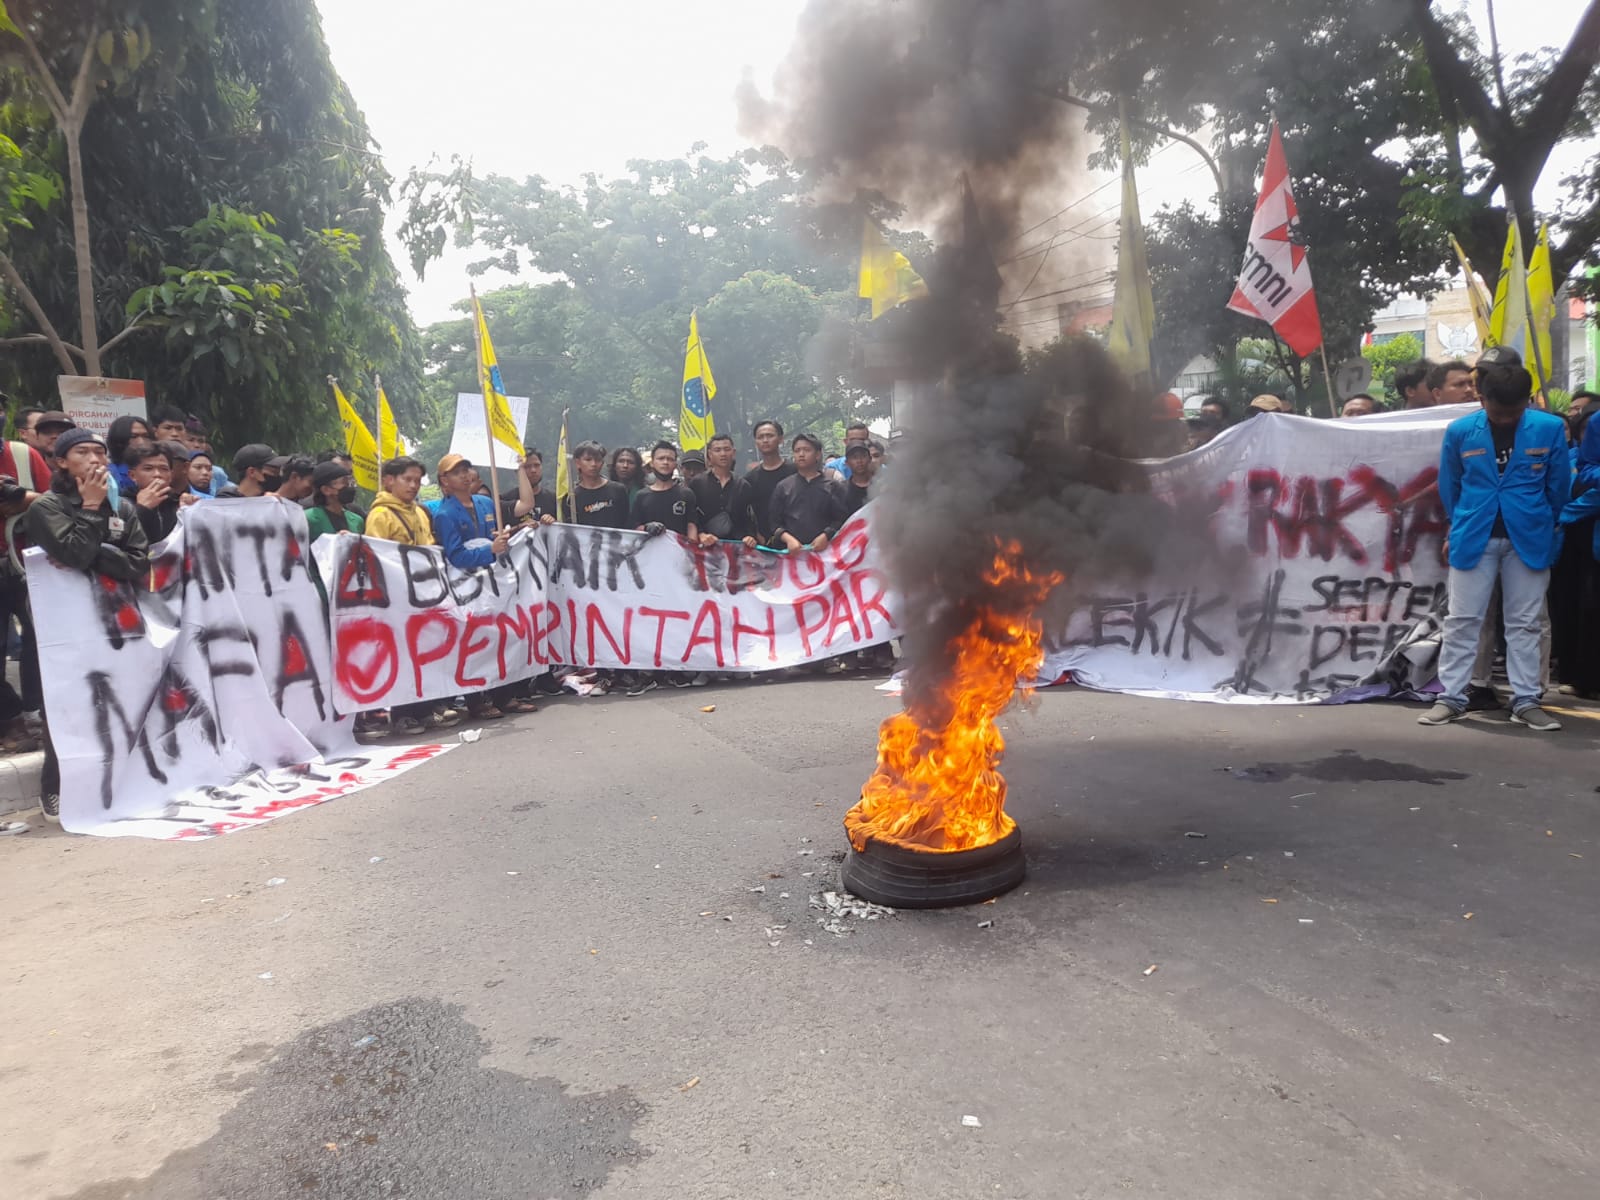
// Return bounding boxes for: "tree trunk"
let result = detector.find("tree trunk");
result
[64,119,98,376]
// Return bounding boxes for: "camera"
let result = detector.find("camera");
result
[0,476,25,507]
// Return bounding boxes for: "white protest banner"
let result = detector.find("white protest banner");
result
[316,511,899,712]
[448,392,530,466]
[25,500,451,839]
[1034,405,1466,702]
[56,376,146,439]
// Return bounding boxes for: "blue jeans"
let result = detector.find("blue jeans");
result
[1439,537,1548,712]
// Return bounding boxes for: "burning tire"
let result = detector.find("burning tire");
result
[841,827,1024,909]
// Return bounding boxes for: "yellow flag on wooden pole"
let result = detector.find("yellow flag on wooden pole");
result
[376,376,400,460]
[331,378,379,490]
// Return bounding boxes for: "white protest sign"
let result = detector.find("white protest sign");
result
[448,392,530,466]
[1034,406,1464,702]
[316,510,899,712]
[56,376,146,439]
[25,500,450,838]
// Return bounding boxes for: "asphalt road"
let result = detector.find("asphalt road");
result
[4,678,1598,1199]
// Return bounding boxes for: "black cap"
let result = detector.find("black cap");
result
[1477,345,1523,368]
[312,460,352,490]
[35,412,74,432]
[52,427,106,457]
[844,442,871,459]
[680,450,706,466]
[233,443,277,473]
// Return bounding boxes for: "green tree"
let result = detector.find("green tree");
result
[0,0,421,452]
[404,151,885,458]
[1361,333,1425,405]
[1058,0,1600,391]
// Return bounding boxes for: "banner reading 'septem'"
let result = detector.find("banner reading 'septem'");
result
[314,513,899,711]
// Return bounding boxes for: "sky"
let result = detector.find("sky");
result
[315,0,1595,327]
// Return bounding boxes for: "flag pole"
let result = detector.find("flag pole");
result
[373,372,383,464]
[469,284,507,530]
[1317,342,1337,418]
[1515,214,1551,408]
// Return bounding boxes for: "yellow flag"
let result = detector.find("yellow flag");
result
[331,380,379,490]
[1526,223,1555,393]
[472,292,524,457]
[1489,218,1528,357]
[858,218,929,319]
[1449,235,1494,349]
[1106,104,1155,387]
[555,408,571,512]
[376,382,400,460]
[679,310,716,452]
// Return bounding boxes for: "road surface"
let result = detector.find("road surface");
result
[4,679,1598,1198]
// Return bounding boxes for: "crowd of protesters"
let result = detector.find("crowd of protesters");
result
[0,401,889,820]
[9,350,1600,824]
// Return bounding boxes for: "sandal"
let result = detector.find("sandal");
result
[501,698,539,713]
[468,704,506,720]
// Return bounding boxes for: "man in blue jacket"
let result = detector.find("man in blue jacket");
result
[1420,364,1569,730]
[433,453,532,719]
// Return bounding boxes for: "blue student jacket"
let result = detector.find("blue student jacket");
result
[432,493,499,569]
[1438,407,1569,571]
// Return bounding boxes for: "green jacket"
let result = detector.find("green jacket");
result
[305,504,363,543]
[25,483,150,582]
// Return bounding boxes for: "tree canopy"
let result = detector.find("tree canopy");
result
[405,150,887,461]
[0,0,421,451]
[1061,0,1599,392]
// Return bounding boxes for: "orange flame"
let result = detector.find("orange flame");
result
[845,542,1061,853]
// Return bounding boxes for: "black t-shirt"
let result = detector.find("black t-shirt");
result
[769,471,844,545]
[743,461,796,540]
[1490,420,1516,538]
[836,478,873,520]
[503,486,559,525]
[690,472,755,540]
[630,484,695,535]
[565,481,631,528]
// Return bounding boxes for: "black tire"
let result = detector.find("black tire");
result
[841,827,1025,909]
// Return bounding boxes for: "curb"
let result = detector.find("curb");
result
[0,750,43,818]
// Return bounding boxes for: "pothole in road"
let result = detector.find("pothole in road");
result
[56,997,644,1200]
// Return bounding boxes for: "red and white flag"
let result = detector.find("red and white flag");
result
[1226,122,1322,357]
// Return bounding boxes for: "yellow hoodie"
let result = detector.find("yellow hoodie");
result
[364,491,436,546]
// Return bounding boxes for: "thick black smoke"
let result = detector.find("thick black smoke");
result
[743,0,1213,716]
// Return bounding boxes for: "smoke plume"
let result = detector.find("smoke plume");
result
[742,0,1219,719]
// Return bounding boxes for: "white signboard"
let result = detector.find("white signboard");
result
[448,392,530,466]
[57,376,147,438]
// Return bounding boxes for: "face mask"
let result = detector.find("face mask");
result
[337,486,357,505]
[651,467,677,483]
[259,475,282,494]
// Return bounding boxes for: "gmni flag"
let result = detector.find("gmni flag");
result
[1226,121,1323,357]
[679,310,716,452]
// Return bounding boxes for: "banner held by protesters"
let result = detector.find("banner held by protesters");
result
[25,501,452,839]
